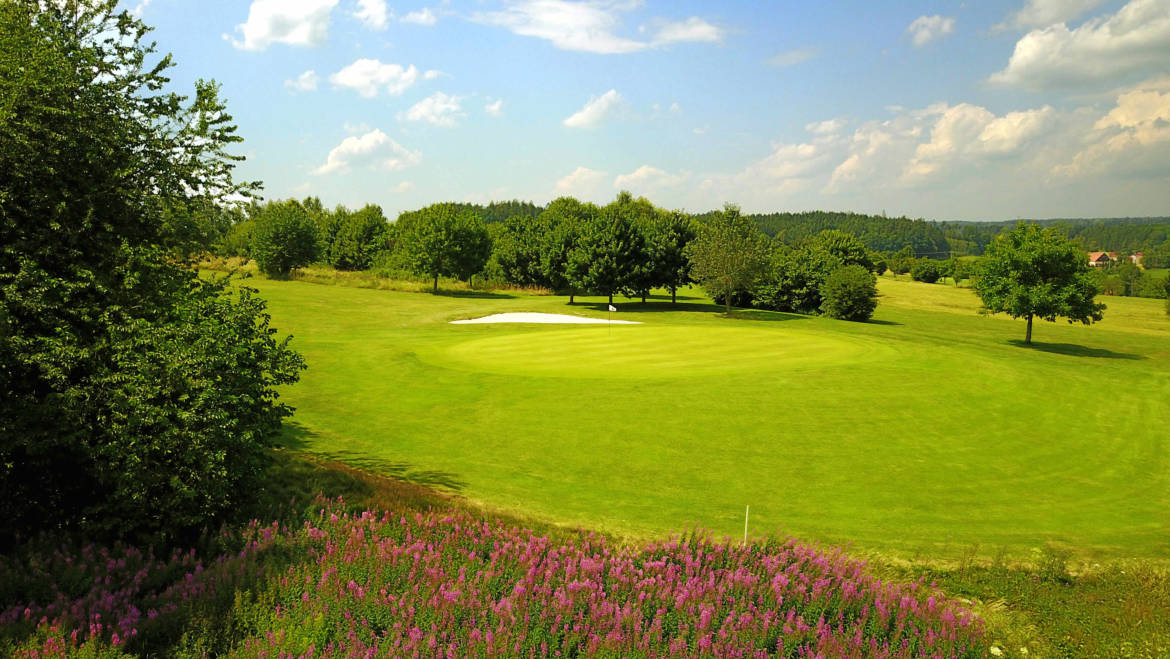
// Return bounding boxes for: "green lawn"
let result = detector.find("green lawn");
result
[251,275,1170,560]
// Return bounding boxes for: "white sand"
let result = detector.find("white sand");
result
[450,312,640,325]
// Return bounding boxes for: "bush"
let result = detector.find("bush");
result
[820,265,878,321]
[911,259,942,283]
[752,246,839,314]
[328,205,389,271]
[251,201,320,277]
[888,246,916,274]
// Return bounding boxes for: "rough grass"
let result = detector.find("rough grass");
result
[247,274,1170,562]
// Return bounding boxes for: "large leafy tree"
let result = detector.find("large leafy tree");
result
[0,0,303,544]
[686,204,769,315]
[567,201,646,306]
[649,210,697,304]
[251,199,321,277]
[329,204,388,271]
[975,223,1105,344]
[538,197,596,303]
[492,213,554,287]
[397,203,491,291]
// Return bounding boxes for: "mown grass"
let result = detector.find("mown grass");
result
[246,272,1170,563]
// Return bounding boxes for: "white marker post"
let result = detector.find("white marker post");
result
[743,505,749,546]
[608,303,616,337]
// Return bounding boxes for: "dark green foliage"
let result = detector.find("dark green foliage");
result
[975,223,1105,344]
[492,213,555,287]
[910,259,942,283]
[870,253,888,275]
[820,265,878,321]
[605,192,662,303]
[648,210,696,304]
[251,200,321,277]
[0,0,301,544]
[686,204,769,314]
[811,230,874,270]
[888,246,916,275]
[538,198,597,302]
[1164,278,1170,316]
[752,245,840,315]
[1142,240,1170,269]
[723,210,949,255]
[567,198,647,305]
[329,205,388,271]
[397,203,492,291]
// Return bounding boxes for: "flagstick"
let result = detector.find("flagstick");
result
[739,505,748,547]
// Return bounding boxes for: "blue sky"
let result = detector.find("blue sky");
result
[129,0,1170,220]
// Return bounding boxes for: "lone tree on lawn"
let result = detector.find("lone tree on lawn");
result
[397,203,491,292]
[974,222,1105,345]
[686,204,769,315]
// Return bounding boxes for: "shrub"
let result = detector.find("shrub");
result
[911,259,942,283]
[328,205,389,271]
[251,201,320,278]
[753,246,839,314]
[821,265,878,321]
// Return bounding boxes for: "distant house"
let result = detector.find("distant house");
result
[1130,252,1143,266]
[1087,252,1113,266]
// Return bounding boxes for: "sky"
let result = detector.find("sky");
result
[126,0,1170,220]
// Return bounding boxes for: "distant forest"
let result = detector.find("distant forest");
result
[450,200,1170,261]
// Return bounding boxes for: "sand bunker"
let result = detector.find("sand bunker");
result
[450,312,640,325]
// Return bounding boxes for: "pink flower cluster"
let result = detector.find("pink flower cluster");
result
[3,501,983,657]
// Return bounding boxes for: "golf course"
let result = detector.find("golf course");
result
[256,274,1170,561]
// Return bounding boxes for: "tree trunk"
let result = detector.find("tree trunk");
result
[641,291,646,304]
[1025,314,1033,344]
[725,290,732,316]
[608,292,614,306]
[671,286,677,304]
[433,275,438,293]
[569,292,574,304]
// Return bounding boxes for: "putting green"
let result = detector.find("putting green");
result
[429,325,889,379]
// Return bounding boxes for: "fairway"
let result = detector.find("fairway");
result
[257,277,1170,560]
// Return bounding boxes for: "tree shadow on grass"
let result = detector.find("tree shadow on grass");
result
[276,423,467,492]
[1008,340,1145,360]
[865,319,903,326]
[575,302,807,322]
[433,289,516,300]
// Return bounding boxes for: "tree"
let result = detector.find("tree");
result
[251,200,321,277]
[606,192,661,304]
[974,223,1105,344]
[538,197,596,303]
[1164,277,1170,316]
[567,202,646,306]
[888,245,916,275]
[397,203,491,291]
[649,211,696,304]
[910,259,942,283]
[811,230,874,270]
[492,212,553,287]
[0,0,302,544]
[753,245,840,315]
[686,204,769,315]
[820,265,878,321]
[329,204,388,270]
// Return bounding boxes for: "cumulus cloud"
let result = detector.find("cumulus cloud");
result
[613,165,687,192]
[284,70,319,92]
[401,8,437,25]
[990,0,1170,89]
[652,17,724,45]
[806,118,847,136]
[401,92,465,127]
[554,166,608,199]
[423,69,444,80]
[313,129,421,175]
[563,89,623,128]
[902,103,1056,183]
[353,0,389,30]
[1056,78,1170,176]
[330,59,420,97]
[485,98,504,117]
[906,15,956,47]
[392,181,416,193]
[474,1,722,54]
[229,0,339,51]
[768,48,817,68]
[996,0,1106,30]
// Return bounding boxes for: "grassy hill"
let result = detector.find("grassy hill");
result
[250,275,1170,561]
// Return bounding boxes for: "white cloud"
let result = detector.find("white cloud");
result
[474,1,722,54]
[767,48,817,68]
[392,181,416,193]
[652,17,724,45]
[990,0,1170,89]
[130,0,151,18]
[423,69,444,80]
[343,121,371,134]
[401,8,437,25]
[485,98,504,117]
[997,0,1106,30]
[563,89,623,128]
[229,0,339,51]
[401,92,465,127]
[284,70,319,92]
[313,129,421,175]
[330,59,420,97]
[352,0,389,30]
[906,15,956,47]
[902,103,1055,182]
[1056,78,1170,176]
[669,102,681,113]
[806,118,847,136]
[554,166,608,198]
[613,165,687,192]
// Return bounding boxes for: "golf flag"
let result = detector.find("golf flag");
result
[608,304,617,312]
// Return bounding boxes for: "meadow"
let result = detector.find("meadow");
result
[250,274,1170,561]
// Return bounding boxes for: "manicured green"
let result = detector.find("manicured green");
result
[254,276,1170,560]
